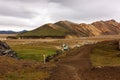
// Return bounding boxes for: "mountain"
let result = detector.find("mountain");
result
[18,30,27,33]
[91,20,120,35]
[18,19,120,38]
[0,30,27,34]
[0,31,16,34]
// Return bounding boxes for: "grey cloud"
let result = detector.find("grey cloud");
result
[1,0,47,3]
[0,1,39,19]
[0,0,120,31]
[0,7,38,19]
[49,0,120,22]
[0,16,30,27]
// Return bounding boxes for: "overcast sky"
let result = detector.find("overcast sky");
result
[0,0,120,31]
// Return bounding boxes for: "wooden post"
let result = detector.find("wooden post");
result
[43,54,46,64]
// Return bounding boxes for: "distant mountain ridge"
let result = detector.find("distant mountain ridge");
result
[19,19,120,38]
[0,30,27,34]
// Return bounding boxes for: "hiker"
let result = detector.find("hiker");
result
[62,43,69,51]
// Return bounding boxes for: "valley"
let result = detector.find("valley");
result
[0,34,120,80]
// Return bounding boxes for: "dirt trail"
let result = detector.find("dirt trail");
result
[47,44,120,80]
[50,64,81,80]
[47,45,93,80]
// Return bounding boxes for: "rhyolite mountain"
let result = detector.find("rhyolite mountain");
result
[18,19,120,38]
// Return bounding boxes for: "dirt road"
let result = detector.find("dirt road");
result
[47,44,120,80]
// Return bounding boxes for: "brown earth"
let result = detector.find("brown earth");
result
[47,44,120,80]
[0,56,54,80]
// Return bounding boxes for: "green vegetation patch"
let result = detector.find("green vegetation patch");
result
[9,42,57,61]
[16,49,55,61]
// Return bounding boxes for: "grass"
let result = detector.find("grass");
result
[7,41,57,61]
[16,49,55,61]
[90,41,120,67]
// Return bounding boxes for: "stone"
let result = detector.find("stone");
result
[0,41,18,58]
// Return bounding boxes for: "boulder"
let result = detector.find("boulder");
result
[0,41,17,58]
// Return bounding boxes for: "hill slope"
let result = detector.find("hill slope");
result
[19,19,120,38]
